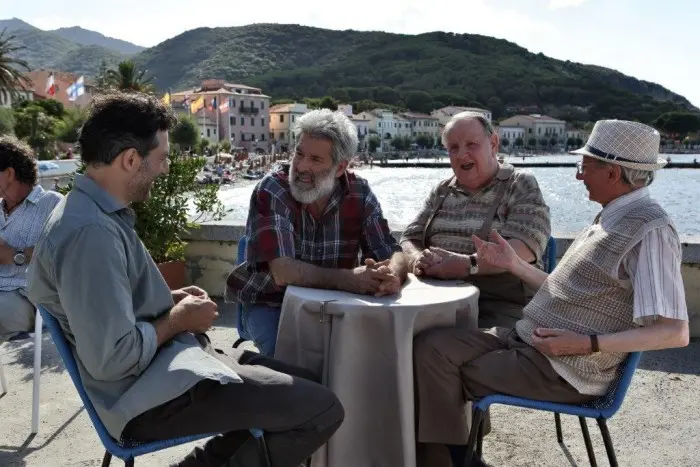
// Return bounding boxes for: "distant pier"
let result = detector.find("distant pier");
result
[377,161,699,169]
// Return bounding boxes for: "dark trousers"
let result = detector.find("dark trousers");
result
[122,337,344,467]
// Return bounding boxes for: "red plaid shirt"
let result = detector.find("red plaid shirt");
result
[225,166,400,306]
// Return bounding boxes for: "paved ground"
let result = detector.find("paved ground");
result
[1,302,698,466]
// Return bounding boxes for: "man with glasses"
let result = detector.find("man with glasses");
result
[401,111,552,329]
[412,120,689,467]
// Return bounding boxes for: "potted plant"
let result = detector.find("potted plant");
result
[133,150,224,289]
[58,150,224,289]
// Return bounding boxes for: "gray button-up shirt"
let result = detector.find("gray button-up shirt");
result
[27,175,241,439]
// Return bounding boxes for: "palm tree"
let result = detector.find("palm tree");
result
[0,29,31,98]
[105,60,155,93]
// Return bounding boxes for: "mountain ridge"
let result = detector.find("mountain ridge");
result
[2,20,696,122]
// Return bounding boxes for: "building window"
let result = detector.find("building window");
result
[261,118,265,126]
[230,116,235,126]
[240,117,244,125]
[231,99,235,107]
[269,132,273,140]
[279,132,285,140]
[261,134,266,141]
[231,134,235,140]
[292,115,296,122]
[261,101,265,109]
[251,118,255,126]
[206,129,210,137]
[280,115,285,123]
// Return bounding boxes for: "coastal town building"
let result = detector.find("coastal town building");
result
[431,106,492,125]
[350,113,371,151]
[170,79,271,152]
[496,125,526,146]
[400,112,440,144]
[0,85,33,108]
[268,102,309,152]
[499,114,566,148]
[24,70,91,108]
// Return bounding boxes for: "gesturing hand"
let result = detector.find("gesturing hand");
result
[472,230,518,273]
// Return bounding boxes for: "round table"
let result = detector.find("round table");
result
[275,274,480,467]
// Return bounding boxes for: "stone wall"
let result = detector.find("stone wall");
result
[182,222,700,338]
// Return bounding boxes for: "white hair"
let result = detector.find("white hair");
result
[441,111,495,146]
[620,166,655,187]
[294,109,358,165]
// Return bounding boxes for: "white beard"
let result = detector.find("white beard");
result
[289,163,338,204]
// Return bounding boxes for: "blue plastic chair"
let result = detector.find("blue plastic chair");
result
[38,305,270,467]
[464,351,643,467]
[544,236,557,274]
[232,235,249,348]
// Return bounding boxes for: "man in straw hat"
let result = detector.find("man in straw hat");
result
[412,120,690,467]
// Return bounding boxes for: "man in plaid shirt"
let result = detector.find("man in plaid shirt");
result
[226,109,408,356]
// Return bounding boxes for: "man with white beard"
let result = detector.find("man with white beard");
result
[226,109,408,356]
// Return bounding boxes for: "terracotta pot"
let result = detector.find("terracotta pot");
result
[157,260,186,290]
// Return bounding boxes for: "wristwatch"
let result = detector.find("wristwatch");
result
[590,334,600,354]
[13,249,26,266]
[467,254,479,275]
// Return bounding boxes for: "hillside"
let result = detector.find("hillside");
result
[0,18,140,74]
[3,21,696,122]
[50,26,145,54]
[133,24,695,122]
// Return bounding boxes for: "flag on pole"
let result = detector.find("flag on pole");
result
[67,76,85,101]
[162,92,171,106]
[45,72,56,96]
[190,96,204,114]
[218,99,229,112]
[209,96,217,111]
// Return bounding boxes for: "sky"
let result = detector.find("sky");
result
[2,0,698,107]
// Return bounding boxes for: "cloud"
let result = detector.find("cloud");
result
[548,0,588,10]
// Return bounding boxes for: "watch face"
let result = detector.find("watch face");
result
[14,253,25,265]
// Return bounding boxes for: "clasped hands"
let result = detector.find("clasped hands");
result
[349,258,402,297]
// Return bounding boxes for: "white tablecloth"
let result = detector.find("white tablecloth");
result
[275,275,480,467]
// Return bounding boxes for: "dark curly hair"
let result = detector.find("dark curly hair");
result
[78,91,177,166]
[0,135,38,186]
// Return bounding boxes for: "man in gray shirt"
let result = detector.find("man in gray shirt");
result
[28,92,343,466]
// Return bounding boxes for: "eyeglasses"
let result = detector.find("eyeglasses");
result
[575,161,597,175]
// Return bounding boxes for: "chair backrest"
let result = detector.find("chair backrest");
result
[237,236,247,266]
[37,305,121,451]
[586,351,642,418]
[543,236,557,273]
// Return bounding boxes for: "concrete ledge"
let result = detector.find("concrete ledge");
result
[182,221,700,338]
[183,222,700,264]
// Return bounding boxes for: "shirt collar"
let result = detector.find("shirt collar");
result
[73,174,127,214]
[599,187,650,223]
[26,185,45,204]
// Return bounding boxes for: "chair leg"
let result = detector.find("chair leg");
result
[579,417,597,467]
[476,417,485,458]
[555,413,563,443]
[464,408,485,466]
[597,418,618,467]
[256,433,271,467]
[0,355,7,395]
[101,451,112,467]
[31,310,42,434]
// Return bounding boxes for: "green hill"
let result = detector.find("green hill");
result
[4,21,696,122]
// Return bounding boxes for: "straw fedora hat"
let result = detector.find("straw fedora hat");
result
[571,120,666,171]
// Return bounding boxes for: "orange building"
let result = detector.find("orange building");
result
[26,69,91,108]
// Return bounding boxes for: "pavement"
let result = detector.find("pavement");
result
[1,302,698,466]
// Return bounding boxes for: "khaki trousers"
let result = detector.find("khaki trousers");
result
[0,289,35,342]
[413,326,595,446]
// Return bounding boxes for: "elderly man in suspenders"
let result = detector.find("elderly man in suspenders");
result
[413,120,690,467]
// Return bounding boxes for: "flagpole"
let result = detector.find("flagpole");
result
[228,97,232,150]
[216,96,220,147]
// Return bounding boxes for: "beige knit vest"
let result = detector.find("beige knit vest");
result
[516,195,673,395]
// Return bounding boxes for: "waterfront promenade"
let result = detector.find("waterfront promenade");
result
[1,302,698,466]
